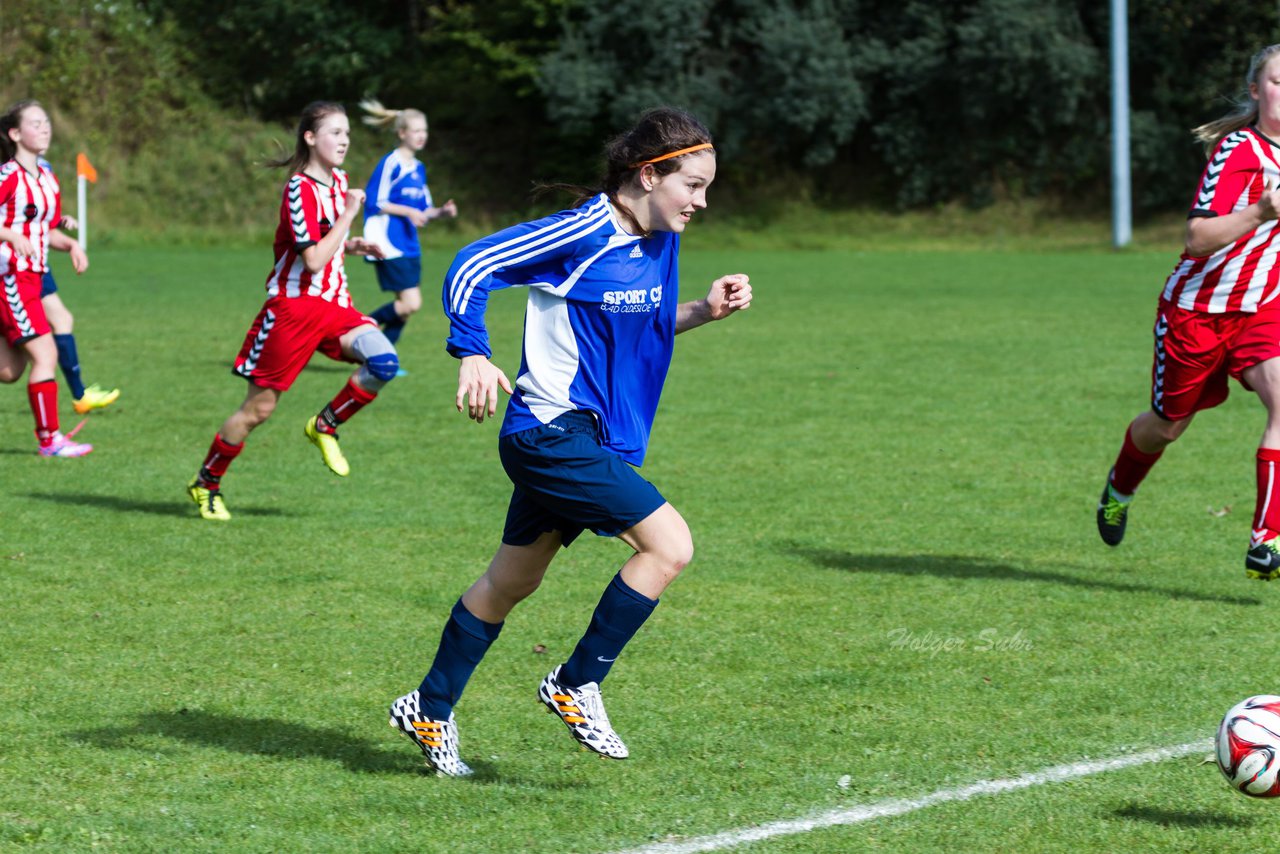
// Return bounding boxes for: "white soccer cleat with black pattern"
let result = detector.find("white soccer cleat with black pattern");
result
[388,691,472,777]
[538,665,629,759]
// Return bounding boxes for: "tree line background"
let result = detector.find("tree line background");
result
[2,0,1278,238]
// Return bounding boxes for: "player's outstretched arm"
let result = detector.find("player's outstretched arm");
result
[675,273,752,334]
[456,354,512,424]
[48,229,88,273]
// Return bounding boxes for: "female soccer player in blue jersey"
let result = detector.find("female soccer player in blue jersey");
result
[389,107,753,776]
[359,100,457,357]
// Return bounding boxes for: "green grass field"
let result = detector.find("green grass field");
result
[4,241,1280,852]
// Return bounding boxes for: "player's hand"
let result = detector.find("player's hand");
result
[7,235,35,258]
[1259,178,1280,221]
[60,215,79,231]
[344,188,366,213]
[69,243,88,274]
[704,273,752,320]
[441,199,458,218]
[345,238,384,259]
[457,354,512,423]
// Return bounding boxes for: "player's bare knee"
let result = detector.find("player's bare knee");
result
[656,536,694,577]
[1158,418,1190,444]
[244,398,277,426]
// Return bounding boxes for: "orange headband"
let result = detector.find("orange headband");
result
[629,143,714,170]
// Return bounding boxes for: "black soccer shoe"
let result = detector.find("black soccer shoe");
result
[1096,471,1130,547]
[1246,540,1280,581]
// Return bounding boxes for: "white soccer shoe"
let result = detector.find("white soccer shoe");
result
[538,665,629,759]
[388,690,472,777]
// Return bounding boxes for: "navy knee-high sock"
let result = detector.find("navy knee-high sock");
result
[370,301,406,345]
[417,599,503,720]
[559,572,659,688]
[53,333,85,399]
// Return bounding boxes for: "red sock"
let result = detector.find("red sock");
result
[317,378,377,433]
[1110,426,1163,495]
[28,379,60,445]
[199,433,243,485]
[1252,448,1280,545]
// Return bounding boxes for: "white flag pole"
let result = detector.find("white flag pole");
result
[77,173,87,250]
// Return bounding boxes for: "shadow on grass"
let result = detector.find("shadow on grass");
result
[24,492,294,518]
[779,543,1262,607]
[1112,804,1252,828]
[73,709,567,786]
[76,709,417,775]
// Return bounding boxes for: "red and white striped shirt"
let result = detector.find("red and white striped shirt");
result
[0,159,60,275]
[264,169,351,307]
[1163,127,1280,313]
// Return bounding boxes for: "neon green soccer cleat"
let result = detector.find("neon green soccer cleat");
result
[187,478,231,521]
[304,416,349,477]
[74,384,120,414]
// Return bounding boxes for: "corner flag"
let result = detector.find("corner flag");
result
[76,152,98,183]
[76,153,96,249]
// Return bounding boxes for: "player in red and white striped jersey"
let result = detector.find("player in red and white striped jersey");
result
[187,101,394,521]
[1097,45,1280,579]
[0,100,92,457]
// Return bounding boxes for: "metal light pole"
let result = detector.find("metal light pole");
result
[1111,0,1132,248]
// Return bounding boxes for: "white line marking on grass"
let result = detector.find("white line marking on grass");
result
[608,740,1210,854]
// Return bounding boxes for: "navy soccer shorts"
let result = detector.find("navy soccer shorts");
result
[498,410,666,547]
[372,256,421,292]
[39,271,57,297]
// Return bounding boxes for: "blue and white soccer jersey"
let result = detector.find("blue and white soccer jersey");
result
[443,192,681,467]
[363,151,432,261]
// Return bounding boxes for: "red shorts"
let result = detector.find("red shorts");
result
[1151,300,1280,420]
[232,295,374,391]
[0,270,51,345]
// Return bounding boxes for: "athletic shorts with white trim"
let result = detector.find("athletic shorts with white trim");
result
[232,295,375,391]
[1150,299,1280,420]
[1,270,50,345]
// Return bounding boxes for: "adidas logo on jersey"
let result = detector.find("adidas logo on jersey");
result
[629,245,643,259]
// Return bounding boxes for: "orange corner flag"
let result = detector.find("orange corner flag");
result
[76,152,98,183]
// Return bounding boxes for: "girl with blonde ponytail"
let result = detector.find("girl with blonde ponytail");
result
[359,98,457,356]
[1096,45,1280,580]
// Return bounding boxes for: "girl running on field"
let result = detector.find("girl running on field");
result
[0,100,94,457]
[359,99,457,360]
[1097,44,1280,580]
[388,107,753,776]
[187,101,397,521]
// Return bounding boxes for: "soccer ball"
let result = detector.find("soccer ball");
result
[1216,695,1280,797]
